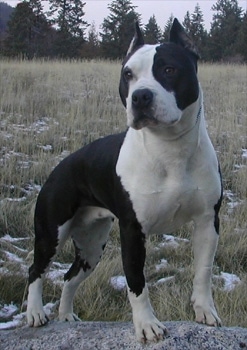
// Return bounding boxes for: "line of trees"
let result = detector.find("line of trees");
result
[0,0,246,61]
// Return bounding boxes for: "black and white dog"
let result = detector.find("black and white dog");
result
[27,19,222,343]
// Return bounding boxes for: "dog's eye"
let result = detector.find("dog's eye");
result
[164,67,176,76]
[123,69,133,81]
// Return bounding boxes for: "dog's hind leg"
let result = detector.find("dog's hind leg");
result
[58,206,114,322]
[27,219,71,327]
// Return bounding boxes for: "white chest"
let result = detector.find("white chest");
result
[116,129,202,235]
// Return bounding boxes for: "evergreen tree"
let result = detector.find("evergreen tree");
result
[4,2,33,57]
[236,11,247,61]
[144,15,162,44]
[208,0,243,60]
[162,14,174,42]
[29,0,54,57]
[189,4,208,59]
[100,0,141,59]
[183,11,191,33]
[29,0,43,16]
[88,22,99,49]
[48,0,88,57]
[0,2,13,34]
[4,1,51,58]
[82,22,100,58]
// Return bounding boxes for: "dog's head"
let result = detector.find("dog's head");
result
[119,19,200,130]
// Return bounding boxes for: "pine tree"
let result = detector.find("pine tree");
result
[189,4,208,58]
[236,12,247,61]
[208,0,243,60]
[144,15,162,44]
[48,0,88,57]
[162,14,174,42]
[29,0,43,16]
[82,22,100,58]
[4,1,51,58]
[183,11,191,33]
[4,2,33,57]
[29,0,53,57]
[88,22,99,48]
[100,0,141,59]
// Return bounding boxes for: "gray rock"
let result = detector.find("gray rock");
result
[0,321,247,350]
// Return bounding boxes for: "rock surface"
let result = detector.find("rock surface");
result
[0,321,247,350]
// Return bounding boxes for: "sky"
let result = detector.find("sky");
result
[4,0,247,32]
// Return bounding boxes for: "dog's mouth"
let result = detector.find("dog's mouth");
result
[130,113,159,130]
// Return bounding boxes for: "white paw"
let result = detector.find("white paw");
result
[192,297,222,327]
[134,315,167,343]
[59,313,81,322]
[27,306,49,327]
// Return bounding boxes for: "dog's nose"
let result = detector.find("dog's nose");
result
[132,89,153,108]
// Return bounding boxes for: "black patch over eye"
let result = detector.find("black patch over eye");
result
[123,68,133,81]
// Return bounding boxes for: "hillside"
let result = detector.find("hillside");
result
[0,2,13,34]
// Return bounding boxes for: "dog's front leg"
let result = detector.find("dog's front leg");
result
[191,218,221,326]
[120,222,167,343]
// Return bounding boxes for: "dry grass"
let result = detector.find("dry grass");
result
[0,59,246,327]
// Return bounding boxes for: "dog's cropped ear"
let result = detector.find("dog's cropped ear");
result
[126,21,144,56]
[169,18,200,59]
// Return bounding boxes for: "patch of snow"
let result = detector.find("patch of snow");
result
[155,276,175,285]
[3,133,13,139]
[110,275,127,291]
[227,201,242,210]
[47,269,67,282]
[43,302,59,317]
[1,197,27,203]
[37,144,53,151]
[0,303,18,321]
[24,182,41,193]
[242,148,247,159]
[234,164,247,171]
[60,150,70,157]
[155,259,168,271]
[0,267,10,275]
[214,272,241,292]
[0,235,29,243]
[0,302,58,330]
[220,272,241,292]
[224,190,234,200]
[0,312,25,330]
[52,262,71,269]
[46,262,71,284]
[12,245,28,253]
[156,234,189,249]
[224,190,243,213]
[17,161,31,169]
[4,251,23,263]
[0,251,28,275]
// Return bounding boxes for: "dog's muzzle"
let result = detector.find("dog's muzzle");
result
[131,89,158,130]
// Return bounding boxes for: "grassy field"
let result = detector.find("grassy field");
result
[0,59,246,327]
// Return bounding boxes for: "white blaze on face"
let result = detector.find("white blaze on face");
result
[124,45,182,128]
